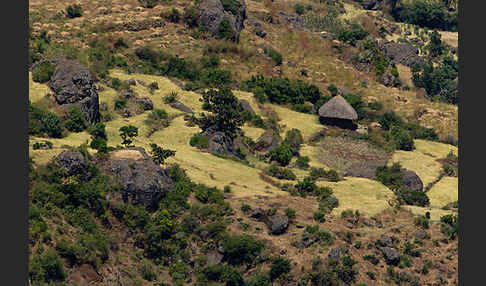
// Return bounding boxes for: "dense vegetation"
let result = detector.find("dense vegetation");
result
[391,0,458,32]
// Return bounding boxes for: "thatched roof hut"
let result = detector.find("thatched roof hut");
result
[318,95,358,120]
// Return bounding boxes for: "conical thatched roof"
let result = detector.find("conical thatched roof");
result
[318,95,358,120]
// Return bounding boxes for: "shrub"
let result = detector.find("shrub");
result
[163,91,179,104]
[313,211,326,223]
[138,0,159,8]
[284,129,304,153]
[88,122,107,140]
[390,125,415,151]
[150,143,176,165]
[183,6,200,28]
[337,23,369,46]
[265,164,297,180]
[43,112,64,138]
[65,107,88,132]
[140,260,157,281]
[295,3,306,15]
[221,0,243,14]
[268,143,294,166]
[296,156,310,169]
[270,257,291,281]
[148,81,159,93]
[291,103,314,114]
[29,249,66,283]
[114,97,127,110]
[264,47,283,66]
[203,264,244,286]
[32,141,53,150]
[285,208,296,220]
[392,0,457,31]
[217,18,235,40]
[145,109,170,132]
[32,60,55,83]
[119,125,138,147]
[440,214,458,240]
[166,8,180,23]
[223,234,264,265]
[190,134,209,149]
[90,138,107,153]
[397,188,429,207]
[66,4,83,18]
[376,162,403,191]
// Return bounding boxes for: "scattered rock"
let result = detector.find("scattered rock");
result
[381,247,400,265]
[378,41,425,67]
[414,229,429,240]
[206,250,224,266]
[238,99,255,114]
[377,235,394,248]
[328,247,341,260]
[134,97,154,111]
[255,130,281,152]
[251,208,265,220]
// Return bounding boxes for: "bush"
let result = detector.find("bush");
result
[138,0,159,8]
[114,97,127,110]
[190,134,209,149]
[66,4,83,18]
[119,125,138,147]
[65,107,88,132]
[296,156,310,169]
[29,249,66,283]
[150,143,176,165]
[166,8,180,23]
[88,122,107,140]
[32,60,55,83]
[264,47,283,66]
[337,23,369,46]
[295,3,306,15]
[270,256,291,281]
[376,163,403,191]
[223,234,264,265]
[285,208,296,220]
[265,164,297,180]
[203,264,244,286]
[392,0,457,31]
[43,112,64,138]
[291,103,314,114]
[183,6,199,28]
[440,214,458,240]
[218,18,235,40]
[268,143,294,166]
[163,91,179,104]
[32,141,53,150]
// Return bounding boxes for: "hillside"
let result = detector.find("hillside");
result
[28,0,458,285]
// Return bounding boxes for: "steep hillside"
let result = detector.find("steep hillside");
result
[28,0,458,285]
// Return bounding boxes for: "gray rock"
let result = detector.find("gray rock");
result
[287,61,297,67]
[207,131,235,156]
[377,235,394,248]
[414,229,429,240]
[121,89,135,99]
[170,101,194,113]
[197,0,246,42]
[361,0,379,10]
[48,57,100,124]
[54,150,90,179]
[206,250,223,266]
[265,214,289,235]
[134,97,154,110]
[328,247,341,260]
[251,208,265,219]
[200,230,210,242]
[103,148,174,210]
[402,170,424,192]
[255,130,281,152]
[381,247,400,265]
[239,99,255,114]
[379,71,398,87]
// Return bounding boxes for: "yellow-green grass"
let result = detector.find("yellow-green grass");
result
[389,139,457,187]
[427,176,458,209]
[299,144,331,169]
[242,125,266,141]
[403,205,456,222]
[268,104,323,141]
[414,139,458,158]
[233,90,265,117]
[389,150,442,187]
[317,177,396,217]
[28,72,51,104]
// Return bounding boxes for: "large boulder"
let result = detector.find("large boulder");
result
[401,170,423,192]
[360,0,380,10]
[54,150,90,179]
[103,148,174,210]
[264,214,289,235]
[206,131,236,156]
[134,97,154,111]
[197,0,246,41]
[170,101,194,113]
[48,57,100,124]
[238,99,255,114]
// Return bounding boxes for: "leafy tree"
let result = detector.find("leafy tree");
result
[88,122,107,140]
[149,143,176,165]
[183,6,199,28]
[43,112,63,138]
[32,60,55,83]
[427,30,445,58]
[217,18,235,41]
[223,234,264,265]
[119,125,138,147]
[196,88,244,139]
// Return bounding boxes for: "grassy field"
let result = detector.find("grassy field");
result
[317,177,396,217]
[427,176,458,209]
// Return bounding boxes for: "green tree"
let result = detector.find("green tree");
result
[119,125,138,147]
[196,88,244,139]
[270,256,291,281]
[65,107,88,132]
[150,143,176,165]
[427,30,445,58]
[268,143,294,166]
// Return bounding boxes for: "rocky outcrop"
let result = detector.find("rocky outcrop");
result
[197,0,246,41]
[54,150,90,180]
[238,99,255,114]
[247,18,266,38]
[103,147,174,210]
[134,97,154,111]
[48,57,100,124]
[205,131,236,156]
